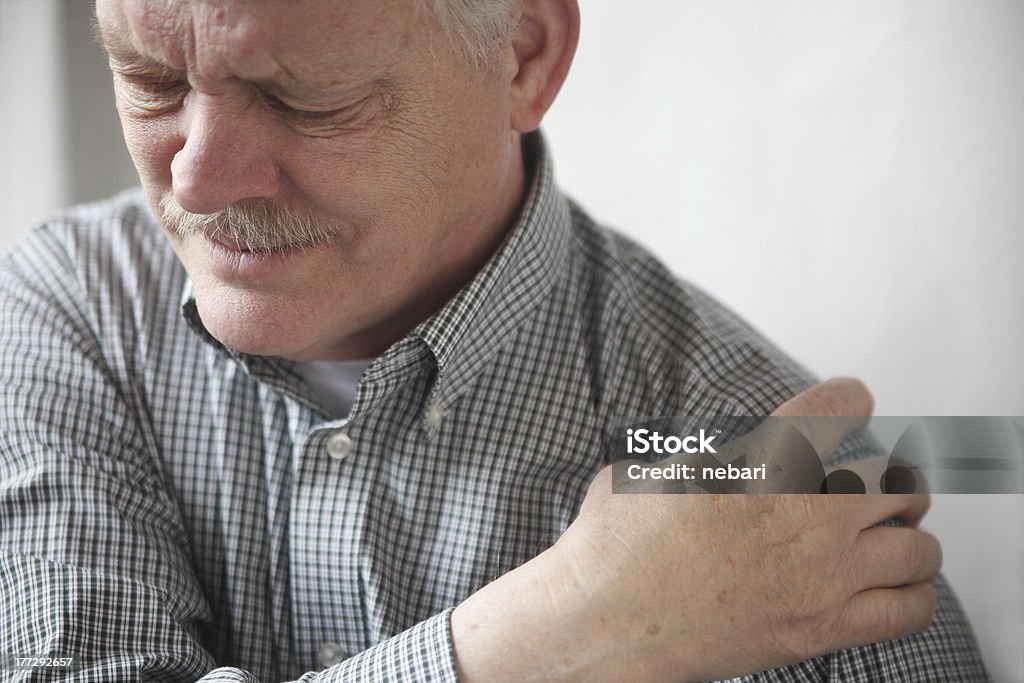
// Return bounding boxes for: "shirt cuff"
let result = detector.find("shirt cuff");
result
[324,608,459,682]
[197,609,459,682]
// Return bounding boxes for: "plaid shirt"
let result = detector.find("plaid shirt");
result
[0,136,987,681]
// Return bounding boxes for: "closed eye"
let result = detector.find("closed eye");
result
[262,93,354,122]
[114,71,189,113]
[126,78,189,96]
[259,91,382,134]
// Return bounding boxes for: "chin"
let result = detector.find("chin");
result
[193,285,329,360]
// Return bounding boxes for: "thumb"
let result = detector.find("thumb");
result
[770,377,875,463]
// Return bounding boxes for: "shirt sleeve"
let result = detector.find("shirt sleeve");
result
[0,229,459,682]
[702,575,989,683]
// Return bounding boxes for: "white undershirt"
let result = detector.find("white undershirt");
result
[294,359,372,420]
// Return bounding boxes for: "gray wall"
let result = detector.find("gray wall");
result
[61,0,138,205]
[1,0,137,239]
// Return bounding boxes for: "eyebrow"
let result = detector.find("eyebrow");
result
[91,15,130,63]
[93,18,182,77]
[91,14,382,106]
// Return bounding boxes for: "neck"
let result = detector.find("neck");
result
[295,135,530,361]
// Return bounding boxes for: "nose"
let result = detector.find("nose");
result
[170,94,280,214]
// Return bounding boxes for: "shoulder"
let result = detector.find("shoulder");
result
[0,190,190,419]
[1,189,186,342]
[3,188,177,293]
[563,199,814,416]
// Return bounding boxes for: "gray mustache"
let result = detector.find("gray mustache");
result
[159,195,336,253]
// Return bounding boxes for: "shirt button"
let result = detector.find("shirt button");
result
[318,641,346,668]
[325,431,353,460]
[425,402,445,428]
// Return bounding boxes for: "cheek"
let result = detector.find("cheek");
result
[284,132,436,230]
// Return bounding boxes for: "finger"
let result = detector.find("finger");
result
[773,377,875,419]
[833,582,937,651]
[770,378,874,460]
[833,492,931,530]
[849,492,931,529]
[850,527,942,591]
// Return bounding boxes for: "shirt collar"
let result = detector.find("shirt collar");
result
[180,131,571,411]
[410,131,571,404]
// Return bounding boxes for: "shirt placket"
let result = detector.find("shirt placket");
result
[284,344,435,672]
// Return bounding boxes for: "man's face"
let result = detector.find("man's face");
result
[96,0,525,360]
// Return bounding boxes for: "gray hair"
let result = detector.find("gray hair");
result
[422,0,522,66]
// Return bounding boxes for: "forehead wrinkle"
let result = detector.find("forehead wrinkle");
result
[99,32,182,77]
[95,0,192,75]
[112,0,259,83]
[178,2,312,93]
[120,0,194,70]
[104,0,424,101]
[187,4,248,81]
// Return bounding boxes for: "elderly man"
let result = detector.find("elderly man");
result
[0,0,987,681]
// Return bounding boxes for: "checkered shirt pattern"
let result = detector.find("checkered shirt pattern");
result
[0,136,988,681]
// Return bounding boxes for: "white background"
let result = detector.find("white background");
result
[1,1,1022,680]
[543,3,1023,680]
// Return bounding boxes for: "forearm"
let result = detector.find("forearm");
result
[451,543,639,683]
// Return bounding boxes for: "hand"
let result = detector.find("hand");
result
[451,378,940,682]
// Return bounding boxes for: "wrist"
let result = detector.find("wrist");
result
[450,533,699,683]
[450,544,606,682]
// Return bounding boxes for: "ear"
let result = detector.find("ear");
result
[507,0,580,133]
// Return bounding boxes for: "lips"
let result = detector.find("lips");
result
[209,234,249,252]
[208,234,288,254]
[200,233,310,280]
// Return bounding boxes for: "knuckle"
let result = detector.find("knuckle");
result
[880,597,906,636]
[900,533,925,574]
[847,544,870,587]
